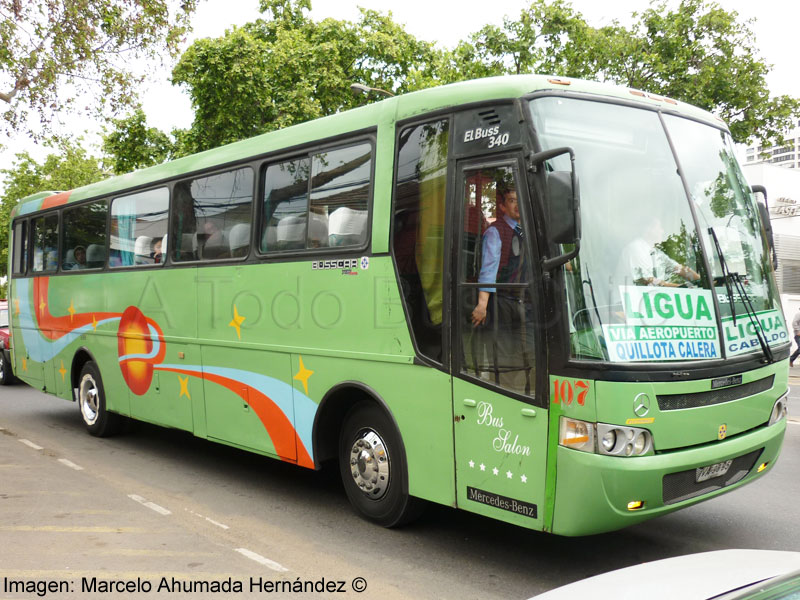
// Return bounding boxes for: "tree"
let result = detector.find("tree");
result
[102,109,176,174]
[171,0,435,153]
[441,0,594,81]
[592,0,799,144]
[0,0,197,136]
[441,0,799,146]
[0,140,106,286]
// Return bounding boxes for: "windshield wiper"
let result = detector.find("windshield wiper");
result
[708,227,774,364]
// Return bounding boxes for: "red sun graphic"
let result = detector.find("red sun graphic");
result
[118,306,163,395]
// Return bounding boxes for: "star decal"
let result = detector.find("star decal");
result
[229,305,245,340]
[506,470,513,479]
[67,299,76,321]
[58,360,67,381]
[492,467,499,476]
[293,355,314,395]
[38,299,47,316]
[520,474,528,484]
[13,299,19,316]
[91,315,98,331]
[468,460,475,468]
[178,375,191,399]
[21,358,27,372]
[479,463,486,472]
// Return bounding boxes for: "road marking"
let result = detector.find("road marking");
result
[0,525,148,533]
[128,494,172,516]
[57,458,84,471]
[88,549,216,557]
[18,439,43,450]
[235,548,289,572]
[186,509,230,530]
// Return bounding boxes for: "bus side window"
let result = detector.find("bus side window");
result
[31,213,59,273]
[111,187,169,267]
[173,167,254,262]
[309,142,371,249]
[63,200,108,271]
[262,157,310,253]
[392,118,449,363]
[12,220,28,276]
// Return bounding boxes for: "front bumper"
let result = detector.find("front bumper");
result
[550,418,786,536]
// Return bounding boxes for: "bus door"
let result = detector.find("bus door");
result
[451,160,548,529]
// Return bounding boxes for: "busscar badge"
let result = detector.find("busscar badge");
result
[718,424,727,440]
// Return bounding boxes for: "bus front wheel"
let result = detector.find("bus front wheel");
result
[79,362,123,437]
[338,402,422,527]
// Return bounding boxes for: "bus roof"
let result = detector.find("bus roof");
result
[11,74,725,218]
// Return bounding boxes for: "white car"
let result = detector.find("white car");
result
[530,550,800,600]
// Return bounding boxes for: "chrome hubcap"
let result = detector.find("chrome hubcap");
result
[80,374,99,425]
[349,429,390,499]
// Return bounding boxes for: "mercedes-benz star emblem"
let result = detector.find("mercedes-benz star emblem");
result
[633,393,651,417]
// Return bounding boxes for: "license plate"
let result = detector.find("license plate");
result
[695,459,733,483]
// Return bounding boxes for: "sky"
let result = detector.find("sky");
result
[3,0,800,172]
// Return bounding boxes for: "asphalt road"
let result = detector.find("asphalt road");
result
[1,380,799,600]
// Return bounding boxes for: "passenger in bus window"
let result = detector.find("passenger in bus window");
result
[615,220,699,287]
[71,245,87,270]
[469,180,534,394]
[152,238,163,263]
[471,183,525,327]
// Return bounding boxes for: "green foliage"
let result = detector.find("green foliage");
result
[0,0,197,136]
[437,0,798,146]
[102,109,175,174]
[0,140,106,280]
[443,0,595,80]
[172,0,435,153]
[591,0,799,144]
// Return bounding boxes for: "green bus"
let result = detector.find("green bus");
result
[7,75,790,536]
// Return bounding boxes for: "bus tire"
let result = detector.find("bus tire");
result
[339,402,423,527]
[0,353,14,386]
[78,362,122,437]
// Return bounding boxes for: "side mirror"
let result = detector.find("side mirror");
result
[529,146,581,270]
[752,185,777,269]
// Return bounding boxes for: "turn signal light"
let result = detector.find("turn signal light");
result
[757,462,769,473]
[627,501,645,511]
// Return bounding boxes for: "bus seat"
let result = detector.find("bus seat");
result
[63,248,76,270]
[262,221,278,251]
[328,207,367,246]
[134,236,153,265]
[276,215,305,250]
[86,244,105,268]
[228,223,250,258]
[179,233,198,261]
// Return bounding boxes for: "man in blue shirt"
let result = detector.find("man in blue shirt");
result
[470,183,532,394]
[471,186,524,326]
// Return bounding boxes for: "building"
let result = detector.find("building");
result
[744,121,800,169]
[741,162,800,330]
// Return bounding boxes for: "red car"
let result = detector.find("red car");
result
[0,299,14,385]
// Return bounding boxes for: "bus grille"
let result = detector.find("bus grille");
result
[656,376,774,411]
[662,449,762,505]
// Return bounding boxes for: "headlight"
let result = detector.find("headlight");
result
[768,392,789,426]
[559,417,595,453]
[596,423,653,456]
[601,429,616,452]
[559,417,653,457]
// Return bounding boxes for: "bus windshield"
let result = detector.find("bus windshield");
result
[528,96,786,364]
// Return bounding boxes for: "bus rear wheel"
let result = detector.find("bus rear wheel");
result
[0,353,14,385]
[338,402,422,527]
[79,362,123,437]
